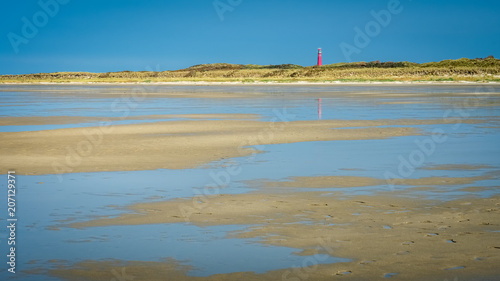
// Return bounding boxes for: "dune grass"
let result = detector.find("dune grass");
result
[2,58,500,83]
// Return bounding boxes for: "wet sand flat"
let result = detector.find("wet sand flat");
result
[0,113,260,126]
[64,168,500,279]
[246,172,500,189]
[2,85,500,281]
[62,191,500,281]
[0,117,485,175]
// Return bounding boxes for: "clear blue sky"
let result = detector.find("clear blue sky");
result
[1,0,499,74]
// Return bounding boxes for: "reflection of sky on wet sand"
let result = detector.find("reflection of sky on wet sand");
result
[17,223,349,280]
[2,84,500,122]
[3,172,349,280]
[0,84,499,280]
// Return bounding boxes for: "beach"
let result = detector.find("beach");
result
[1,84,499,280]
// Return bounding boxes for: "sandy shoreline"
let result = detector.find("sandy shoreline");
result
[247,172,500,190]
[0,117,486,175]
[53,191,500,281]
[69,171,499,228]
[2,80,500,86]
[3,86,499,281]
[0,114,260,126]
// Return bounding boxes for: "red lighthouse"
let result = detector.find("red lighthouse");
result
[317,48,322,66]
